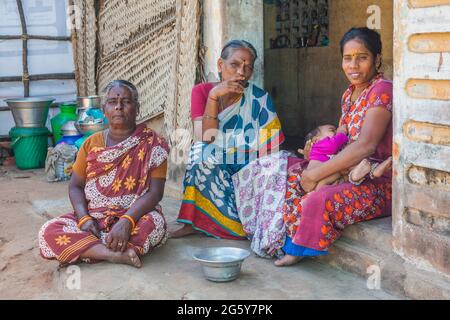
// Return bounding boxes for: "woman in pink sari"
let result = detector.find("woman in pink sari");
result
[38,80,170,268]
[277,27,393,266]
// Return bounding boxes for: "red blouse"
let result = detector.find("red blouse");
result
[340,74,393,161]
[190,83,215,119]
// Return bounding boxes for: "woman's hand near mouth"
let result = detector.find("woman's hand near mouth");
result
[209,74,245,100]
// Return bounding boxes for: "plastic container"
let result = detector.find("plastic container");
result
[50,102,78,144]
[9,127,50,170]
[75,136,88,149]
[58,135,83,146]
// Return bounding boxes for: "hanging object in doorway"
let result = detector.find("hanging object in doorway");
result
[270,0,329,49]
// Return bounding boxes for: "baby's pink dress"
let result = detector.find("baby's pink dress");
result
[309,132,349,162]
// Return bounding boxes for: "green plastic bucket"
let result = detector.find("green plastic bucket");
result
[9,127,50,170]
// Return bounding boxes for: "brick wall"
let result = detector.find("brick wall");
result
[393,0,450,276]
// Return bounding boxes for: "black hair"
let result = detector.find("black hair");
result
[340,27,382,58]
[220,40,258,65]
[305,127,321,146]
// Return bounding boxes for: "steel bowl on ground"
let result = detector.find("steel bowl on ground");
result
[192,247,251,282]
[5,97,54,128]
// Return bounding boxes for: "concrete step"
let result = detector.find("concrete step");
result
[317,238,384,279]
[316,237,408,297]
[403,262,450,300]
[312,218,393,280]
[341,217,393,253]
[316,234,450,299]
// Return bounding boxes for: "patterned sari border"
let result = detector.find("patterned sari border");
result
[58,235,99,263]
[182,186,246,237]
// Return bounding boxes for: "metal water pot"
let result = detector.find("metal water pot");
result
[60,121,80,136]
[5,97,55,128]
[77,95,102,109]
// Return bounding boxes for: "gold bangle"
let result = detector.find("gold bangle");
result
[208,96,219,102]
[120,215,136,230]
[77,215,93,229]
[203,114,218,120]
[78,215,92,227]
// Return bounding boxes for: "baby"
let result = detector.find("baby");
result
[298,124,392,191]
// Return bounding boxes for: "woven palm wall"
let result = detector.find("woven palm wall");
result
[72,0,97,96]
[71,0,201,150]
[96,0,178,122]
[165,0,201,158]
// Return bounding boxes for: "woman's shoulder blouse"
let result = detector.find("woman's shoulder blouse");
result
[72,132,104,178]
[365,78,393,112]
[191,82,215,119]
[340,75,393,140]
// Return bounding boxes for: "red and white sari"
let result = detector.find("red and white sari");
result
[38,124,170,264]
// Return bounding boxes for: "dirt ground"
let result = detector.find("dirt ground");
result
[0,167,396,300]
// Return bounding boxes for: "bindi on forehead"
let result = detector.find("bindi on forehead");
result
[233,58,252,66]
[109,87,131,97]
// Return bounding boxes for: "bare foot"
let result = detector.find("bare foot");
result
[350,158,371,182]
[110,249,142,268]
[373,156,392,178]
[274,255,303,267]
[168,224,201,238]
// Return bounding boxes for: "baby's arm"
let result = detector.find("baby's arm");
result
[306,160,341,192]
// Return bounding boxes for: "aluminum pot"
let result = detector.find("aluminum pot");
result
[77,95,102,109]
[60,121,80,136]
[5,97,54,128]
[75,122,108,135]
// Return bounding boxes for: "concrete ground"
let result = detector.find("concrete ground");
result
[0,167,397,300]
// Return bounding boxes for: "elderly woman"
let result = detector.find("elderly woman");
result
[170,40,285,245]
[276,27,393,266]
[38,80,170,268]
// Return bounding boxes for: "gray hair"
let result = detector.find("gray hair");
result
[220,40,258,65]
[103,80,139,103]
